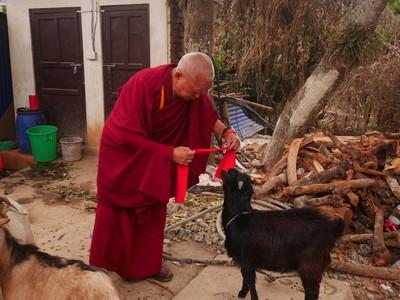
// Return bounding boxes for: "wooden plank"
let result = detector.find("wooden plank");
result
[312,159,324,173]
[287,138,303,186]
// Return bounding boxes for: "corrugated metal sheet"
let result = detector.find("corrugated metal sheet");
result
[216,101,264,139]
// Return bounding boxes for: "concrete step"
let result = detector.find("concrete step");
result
[173,263,354,300]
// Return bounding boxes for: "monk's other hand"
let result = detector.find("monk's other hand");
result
[172,146,195,165]
[224,132,241,151]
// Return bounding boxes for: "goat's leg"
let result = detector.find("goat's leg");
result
[238,267,258,300]
[238,271,249,298]
[298,257,328,300]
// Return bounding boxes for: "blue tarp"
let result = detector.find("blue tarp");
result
[215,100,265,139]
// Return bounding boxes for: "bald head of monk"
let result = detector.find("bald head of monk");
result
[172,52,214,101]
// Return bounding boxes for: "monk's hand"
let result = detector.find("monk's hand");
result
[172,147,195,165]
[224,132,241,151]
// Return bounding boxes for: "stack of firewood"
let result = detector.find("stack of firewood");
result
[253,131,400,269]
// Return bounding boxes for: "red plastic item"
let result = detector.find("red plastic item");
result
[29,95,40,110]
[175,147,236,204]
[175,165,189,204]
[0,157,4,171]
[214,151,237,179]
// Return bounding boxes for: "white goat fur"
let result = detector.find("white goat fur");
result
[0,200,120,300]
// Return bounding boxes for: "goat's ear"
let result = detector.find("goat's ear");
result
[237,180,244,190]
[0,203,6,217]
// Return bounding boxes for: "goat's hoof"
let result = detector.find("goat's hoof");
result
[238,290,248,298]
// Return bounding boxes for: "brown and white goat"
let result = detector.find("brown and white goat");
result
[0,200,120,300]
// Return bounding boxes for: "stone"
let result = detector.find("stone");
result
[173,264,355,300]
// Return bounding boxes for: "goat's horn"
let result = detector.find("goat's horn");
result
[0,196,11,206]
[0,218,10,226]
[238,181,244,190]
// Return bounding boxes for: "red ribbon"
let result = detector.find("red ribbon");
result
[175,147,236,204]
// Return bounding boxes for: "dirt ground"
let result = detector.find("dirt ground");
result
[1,154,399,299]
[1,155,217,299]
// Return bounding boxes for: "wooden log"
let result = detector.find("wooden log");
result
[346,191,359,206]
[312,159,324,173]
[287,138,303,185]
[385,240,400,248]
[327,133,361,159]
[300,157,316,173]
[254,173,287,199]
[285,179,376,196]
[372,207,393,266]
[330,261,400,281]
[384,175,400,200]
[353,160,385,176]
[293,195,342,208]
[368,180,394,205]
[351,220,374,234]
[293,171,316,186]
[299,149,332,165]
[341,231,400,243]
[264,154,288,180]
[319,145,335,160]
[293,161,349,187]
[319,160,349,183]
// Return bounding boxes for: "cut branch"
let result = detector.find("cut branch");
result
[287,138,303,185]
[254,173,287,199]
[372,207,393,266]
[330,261,400,281]
[285,179,376,196]
[341,231,400,243]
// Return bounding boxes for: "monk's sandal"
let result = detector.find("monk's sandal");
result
[152,265,173,282]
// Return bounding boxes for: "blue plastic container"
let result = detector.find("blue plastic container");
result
[16,108,46,153]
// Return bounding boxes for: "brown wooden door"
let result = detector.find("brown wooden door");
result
[101,4,150,119]
[30,7,86,138]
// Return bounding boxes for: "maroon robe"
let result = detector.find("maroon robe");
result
[89,64,218,279]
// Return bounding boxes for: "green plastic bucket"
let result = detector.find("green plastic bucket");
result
[27,125,58,162]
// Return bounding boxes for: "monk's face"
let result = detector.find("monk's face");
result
[173,70,212,101]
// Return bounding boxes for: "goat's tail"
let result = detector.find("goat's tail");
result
[332,218,345,239]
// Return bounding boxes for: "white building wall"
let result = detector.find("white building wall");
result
[7,0,168,147]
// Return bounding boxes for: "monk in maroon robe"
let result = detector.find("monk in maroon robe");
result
[89,52,240,282]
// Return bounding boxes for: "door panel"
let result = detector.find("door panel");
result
[102,4,150,119]
[30,7,86,138]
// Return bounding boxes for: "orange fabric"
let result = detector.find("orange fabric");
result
[159,85,165,109]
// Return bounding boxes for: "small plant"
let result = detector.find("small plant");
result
[329,25,387,67]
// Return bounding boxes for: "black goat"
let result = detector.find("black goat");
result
[221,168,344,300]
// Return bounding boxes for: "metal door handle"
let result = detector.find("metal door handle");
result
[70,63,82,75]
[104,64,116,72]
